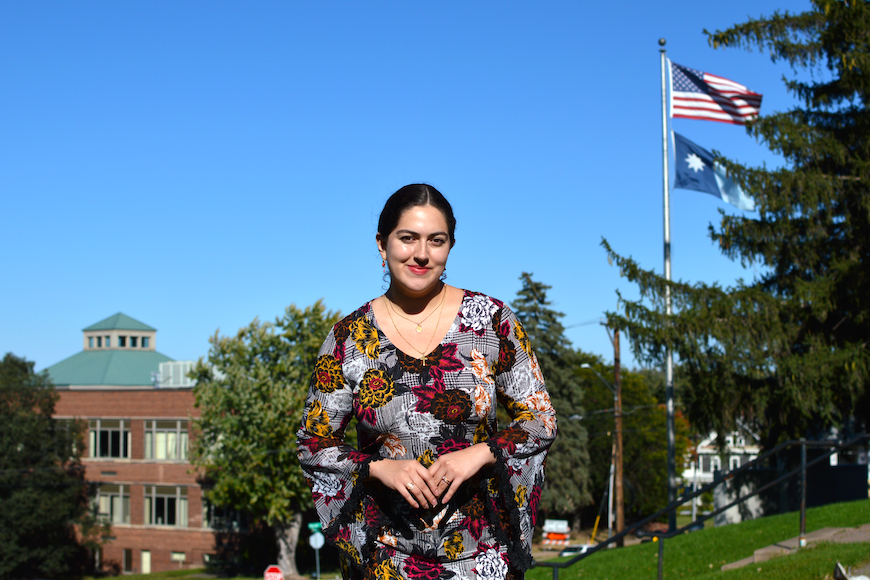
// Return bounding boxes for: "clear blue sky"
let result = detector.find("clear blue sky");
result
[1,1,810,372]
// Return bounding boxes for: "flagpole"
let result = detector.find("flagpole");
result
[659,38,677,533]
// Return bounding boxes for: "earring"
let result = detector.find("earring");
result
[382,259,386,272]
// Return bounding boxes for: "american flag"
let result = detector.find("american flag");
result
[669,60,762,125]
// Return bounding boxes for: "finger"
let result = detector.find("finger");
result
[400,481,421,508]
[439,477,462,504]
[413,470,440,505]
[410,477,438,509]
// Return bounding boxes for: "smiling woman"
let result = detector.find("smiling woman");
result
[297,184,558,580]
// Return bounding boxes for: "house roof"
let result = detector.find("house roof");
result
[83,313,156,332]
[45,349,173,387]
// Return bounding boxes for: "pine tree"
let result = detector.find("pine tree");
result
[603,0,870,447]
[511,273,591,516]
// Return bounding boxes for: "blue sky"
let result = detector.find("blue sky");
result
[1,1,810,372]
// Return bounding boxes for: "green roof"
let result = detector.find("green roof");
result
[46,350,173,387]
[83,313,156,332]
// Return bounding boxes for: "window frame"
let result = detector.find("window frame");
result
[144,420,189,461]
[95,484,131,524]
[144,485,188,527]
[89,419,131,459]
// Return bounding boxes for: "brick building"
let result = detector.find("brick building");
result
[47,313,217,574]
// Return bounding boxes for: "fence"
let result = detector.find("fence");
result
[532,434,869,580]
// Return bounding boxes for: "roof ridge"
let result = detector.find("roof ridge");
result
[83,313,156,332]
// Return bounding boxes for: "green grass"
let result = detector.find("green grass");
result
[528,499,870,580]
[89,568,212,580]
[86,500,869,580]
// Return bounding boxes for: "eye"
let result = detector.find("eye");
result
[431,237,447,246]
[399,235,414,243]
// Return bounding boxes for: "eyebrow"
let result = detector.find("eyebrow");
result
[395,229,449,237]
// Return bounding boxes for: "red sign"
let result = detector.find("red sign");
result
[264,565,284,580]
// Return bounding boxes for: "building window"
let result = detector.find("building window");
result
[88,337,94,348]
[118,336,126,347]
[131,336,138,347]
[89,420,131,458]
[204,499,251,531]
[105,335,111,347]
[142,336,150,348]
[96,484,130,524]
[96,336,102,348]
[730,456,741,470]
[711,456,722,472]
[123,549,133,573]
[144,420,188,460]
[144,486,188,526]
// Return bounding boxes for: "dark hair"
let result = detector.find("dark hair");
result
[377,184,457,245]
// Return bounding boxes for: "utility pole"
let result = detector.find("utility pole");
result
[614,328,625,546]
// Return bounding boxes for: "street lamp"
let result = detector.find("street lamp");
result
[580,363,624,546]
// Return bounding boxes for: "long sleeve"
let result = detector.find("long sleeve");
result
[484,304,558,570]
[296,319,373,568]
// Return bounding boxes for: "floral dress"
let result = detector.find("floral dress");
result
[296,291,557,580]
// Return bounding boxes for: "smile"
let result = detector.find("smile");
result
[408,265,430,275]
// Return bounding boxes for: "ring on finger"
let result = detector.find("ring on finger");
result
[406,482,415,492]
[441,476,452,485]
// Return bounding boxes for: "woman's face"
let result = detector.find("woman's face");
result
[377,204,452,299]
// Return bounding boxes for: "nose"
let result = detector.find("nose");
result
[413,240,429,263]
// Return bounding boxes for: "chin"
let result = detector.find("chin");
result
[395,277,441,296]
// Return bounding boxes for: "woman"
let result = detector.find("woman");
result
[297,184,556,580]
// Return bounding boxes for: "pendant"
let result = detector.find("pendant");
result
[415,325,423,333]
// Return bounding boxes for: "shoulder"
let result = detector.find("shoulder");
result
[326,300,374,343]
[456,290,514,335]
[459,289,513,316]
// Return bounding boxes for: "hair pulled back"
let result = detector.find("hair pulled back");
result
[378,184,456,245]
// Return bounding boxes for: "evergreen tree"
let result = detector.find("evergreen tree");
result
[603,0,870,447]
[190,301,342,577]
[511,273,591,516]
[0,353,103,580]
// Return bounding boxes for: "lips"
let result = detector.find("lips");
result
[408,265,430,275]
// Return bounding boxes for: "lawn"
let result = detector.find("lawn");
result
[528,499,870,580]
[87,500,869,580]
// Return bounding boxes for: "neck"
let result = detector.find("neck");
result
[386,283,445,314]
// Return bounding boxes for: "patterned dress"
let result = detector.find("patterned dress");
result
[296,291,557,580]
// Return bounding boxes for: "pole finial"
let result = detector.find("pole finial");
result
[659,38,666,47]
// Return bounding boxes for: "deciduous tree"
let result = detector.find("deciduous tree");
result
[190,302,341,577]
[579,364,690,519]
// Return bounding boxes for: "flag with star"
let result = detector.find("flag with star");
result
[673,132,755,211]
[670,60,762,125]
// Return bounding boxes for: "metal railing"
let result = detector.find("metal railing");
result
[533,434,869,580]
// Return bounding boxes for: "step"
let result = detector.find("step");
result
[721,527,855,571]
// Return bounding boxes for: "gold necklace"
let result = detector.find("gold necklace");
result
[384,289,447,359]
[385,286,445,332]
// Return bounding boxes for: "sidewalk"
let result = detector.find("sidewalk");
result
[721,523,870,572]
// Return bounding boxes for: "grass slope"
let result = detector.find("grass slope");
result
[528,499,870,580]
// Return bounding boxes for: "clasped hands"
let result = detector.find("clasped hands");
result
[368,443,496,509]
